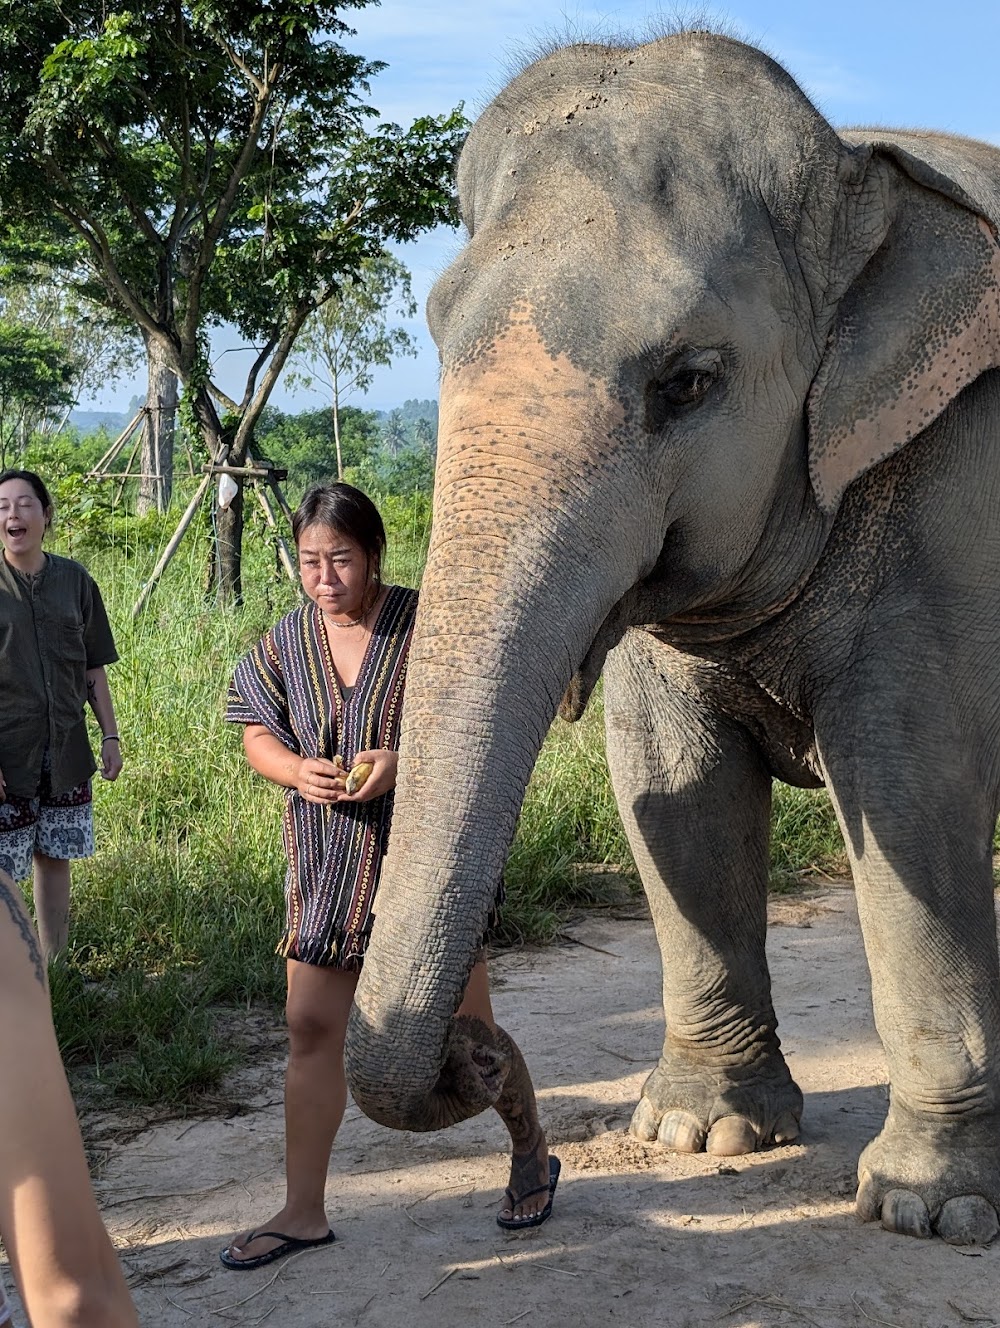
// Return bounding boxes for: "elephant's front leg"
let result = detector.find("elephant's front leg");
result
[818,702,1000,1245]
[604,632,802,1156]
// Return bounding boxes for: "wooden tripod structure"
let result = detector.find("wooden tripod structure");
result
[131,452,298,618]
[85,406,150,497]
[80,402,299,617]
[85,405,199,500]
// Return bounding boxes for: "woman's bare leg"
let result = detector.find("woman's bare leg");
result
[33,851,71,961]
[224,961,358,1263]
[0,869,137,1326]
[458,960,553,1222]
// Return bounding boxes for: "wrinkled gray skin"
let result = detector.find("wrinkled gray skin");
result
[344,31,1000,1245]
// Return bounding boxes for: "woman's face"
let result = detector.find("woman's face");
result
[0,478,50,561]
[297,523,373,617]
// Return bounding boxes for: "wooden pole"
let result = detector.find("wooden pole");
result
[245,448,295,526]
[266,473,295,526]
[90,407,148,475]
[253,485,298,584]
[131,471,213,618]
[114,429,144,507]
[201,464,288,480]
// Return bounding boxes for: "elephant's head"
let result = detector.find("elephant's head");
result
[345,31,1000,1129]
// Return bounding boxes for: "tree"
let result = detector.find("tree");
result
[256,404,380,494]
[396,398,438,429]
[0,320,75,465]
[288,252,418,479]
[412,415,436,459]
[381,409,407,459]
[0,261,140,436]
[0,3,466,599]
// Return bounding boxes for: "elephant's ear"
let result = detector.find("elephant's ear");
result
[806,142,1000,515]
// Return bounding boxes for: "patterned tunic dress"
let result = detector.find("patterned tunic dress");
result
[226,585,417,969]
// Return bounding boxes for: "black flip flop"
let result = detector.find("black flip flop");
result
[219,1227,336,1271]
[497,1154,561,1230]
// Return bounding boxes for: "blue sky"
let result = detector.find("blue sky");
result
[84,0,1000,415]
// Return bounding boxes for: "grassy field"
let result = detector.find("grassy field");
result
[39,483,848,1109]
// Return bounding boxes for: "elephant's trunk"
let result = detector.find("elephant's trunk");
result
[345,321,658,1130]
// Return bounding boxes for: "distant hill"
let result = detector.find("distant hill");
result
[373,399,438,427]
[72,398,439,436]
[69,409,131,435]
[70,395,146,436]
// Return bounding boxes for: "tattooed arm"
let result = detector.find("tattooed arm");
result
[0,869,138,1326]
[0,872,44,988]
[85,667,123,781]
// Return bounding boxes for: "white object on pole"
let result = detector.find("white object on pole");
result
[217,472,238,510]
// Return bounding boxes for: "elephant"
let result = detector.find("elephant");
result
[344,29,1000,1245]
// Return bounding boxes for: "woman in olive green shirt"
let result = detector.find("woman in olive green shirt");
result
[0,469,122,959]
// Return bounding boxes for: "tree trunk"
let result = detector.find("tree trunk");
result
[138,333,179,514]
[215,453,245,604]
[214,417,248,606]
[195,301,311,604]
[332,368,343,480]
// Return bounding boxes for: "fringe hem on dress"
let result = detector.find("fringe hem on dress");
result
[276,923,372,971]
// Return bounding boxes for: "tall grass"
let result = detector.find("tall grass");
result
[38,483,849,1108]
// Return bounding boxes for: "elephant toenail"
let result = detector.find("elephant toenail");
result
[629,1097,659,1142]
[935,1196,1000,1246]
[772,1110,800,1145]
[657,1111,706,1152]
[881,1189,932,1238]
[855,1171,879,1223]
[706,1116,758,1156]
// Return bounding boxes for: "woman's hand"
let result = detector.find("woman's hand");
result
[295,756,348,804]
[100,737,123,781]
[337,750,398,803]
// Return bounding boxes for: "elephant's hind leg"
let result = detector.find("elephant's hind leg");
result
[604,632,802,1156]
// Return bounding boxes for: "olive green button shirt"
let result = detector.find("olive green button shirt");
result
[0,552,118,798]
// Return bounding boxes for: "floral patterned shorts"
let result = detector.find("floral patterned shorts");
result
[0,757,94,883]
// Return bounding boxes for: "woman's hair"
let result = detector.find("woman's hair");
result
[292,482,387,581]
[0,469,54,525]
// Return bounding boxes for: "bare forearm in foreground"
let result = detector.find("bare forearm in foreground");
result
[0,869,138,1327]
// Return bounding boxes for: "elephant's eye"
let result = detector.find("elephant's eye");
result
[644,350,723,431]
[666,369,715,405]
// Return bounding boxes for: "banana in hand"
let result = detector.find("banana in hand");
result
[345,761,374,795]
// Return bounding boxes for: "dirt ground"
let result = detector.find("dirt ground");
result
[17,886,1000,1327]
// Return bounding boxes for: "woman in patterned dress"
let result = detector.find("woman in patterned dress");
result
[221,483,558,1271]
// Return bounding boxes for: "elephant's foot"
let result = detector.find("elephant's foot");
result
[856,1108,1000,1245]
[629,1047,803,1155]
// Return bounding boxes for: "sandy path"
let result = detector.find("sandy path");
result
[23,888,1000,1326]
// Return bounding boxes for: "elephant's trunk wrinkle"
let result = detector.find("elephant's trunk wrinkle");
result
[442,420,571,444]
